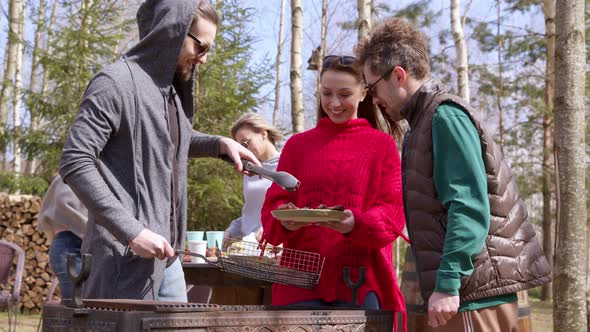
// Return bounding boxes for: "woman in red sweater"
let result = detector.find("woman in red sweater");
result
[261,55,408,329]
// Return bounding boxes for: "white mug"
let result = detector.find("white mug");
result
[188,240,207,263]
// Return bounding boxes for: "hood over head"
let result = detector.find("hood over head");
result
[125,0,200,89]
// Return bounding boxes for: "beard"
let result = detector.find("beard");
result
[175,62,194,82]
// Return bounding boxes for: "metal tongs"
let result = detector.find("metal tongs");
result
[220,155,300,192]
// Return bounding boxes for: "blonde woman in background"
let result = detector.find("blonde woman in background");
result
[224,113,282,242]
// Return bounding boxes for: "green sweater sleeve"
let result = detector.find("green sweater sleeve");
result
[432,104,490,295]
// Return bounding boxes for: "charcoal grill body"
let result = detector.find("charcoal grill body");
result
[42,300,393,331]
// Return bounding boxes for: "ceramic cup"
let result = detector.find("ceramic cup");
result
[206,231,224,256]
[187,240,207,263]
[187,231,204,242]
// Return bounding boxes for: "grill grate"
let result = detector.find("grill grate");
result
[82,299,222,312]
[219,239,324,289]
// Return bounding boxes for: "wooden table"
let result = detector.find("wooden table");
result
[182,262,272,305]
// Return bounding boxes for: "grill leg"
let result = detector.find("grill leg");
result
[64,253,92,308]
[343,266,366,307]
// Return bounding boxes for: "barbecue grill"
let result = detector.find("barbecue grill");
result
[41,251,393,331]
[42,300,394,331]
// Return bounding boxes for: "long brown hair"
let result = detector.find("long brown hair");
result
[317,57,403,141]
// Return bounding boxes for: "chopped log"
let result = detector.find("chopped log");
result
[30,201,40,213]
[25,250,36,260]
[0,194,54,312]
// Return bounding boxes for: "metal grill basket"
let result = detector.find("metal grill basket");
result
[218,239,324,289]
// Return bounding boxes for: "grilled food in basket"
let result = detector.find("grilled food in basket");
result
[223,239,282,264]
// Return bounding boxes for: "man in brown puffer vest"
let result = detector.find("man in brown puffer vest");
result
[356,18,551,332]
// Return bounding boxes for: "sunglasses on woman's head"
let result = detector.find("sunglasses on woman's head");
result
[322,55,357,68]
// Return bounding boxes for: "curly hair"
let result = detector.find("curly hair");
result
[356,17,430,80]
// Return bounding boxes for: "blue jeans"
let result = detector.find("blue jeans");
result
[157,258,187,302]
[289,291,381,309]
[49,231,82,300]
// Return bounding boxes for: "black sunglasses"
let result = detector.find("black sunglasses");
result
[187,31,209,57]
[323,55,357,68]
[365,66,394,95]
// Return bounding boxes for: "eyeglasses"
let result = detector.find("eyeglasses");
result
[323,55,357,68]
[365,66,394,96]
[187,31,210,57]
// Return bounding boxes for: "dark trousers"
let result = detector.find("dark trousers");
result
[49,231,82,299]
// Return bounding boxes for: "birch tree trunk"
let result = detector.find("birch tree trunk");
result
[25,0,47,174]
[273,0,286,127]
[30,0,58,174]
[29,0,46,100]
[0,0,21,170]
[357,0,372,43]
[552,0,587,329]
[0,0,20,127]
[290,0,304,133]
[497,0,504,152]
[315,0,327,112]
[12,0,25,173]
[450,0,470,102]
[541,0,556,302]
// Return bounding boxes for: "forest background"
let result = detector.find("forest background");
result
[0,0,587,330]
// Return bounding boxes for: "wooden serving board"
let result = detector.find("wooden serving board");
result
[271,209,346,223]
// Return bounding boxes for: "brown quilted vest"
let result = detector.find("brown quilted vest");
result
[400,80,551,303]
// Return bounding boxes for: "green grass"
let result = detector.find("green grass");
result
[530,299,554,332]
[0,311,42,332]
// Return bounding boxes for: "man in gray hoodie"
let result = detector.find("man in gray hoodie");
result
[59,0,258,301]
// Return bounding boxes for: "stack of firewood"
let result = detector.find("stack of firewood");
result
[0,193,56,312]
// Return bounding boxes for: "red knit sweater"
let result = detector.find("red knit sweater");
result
[261,118,407,321]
